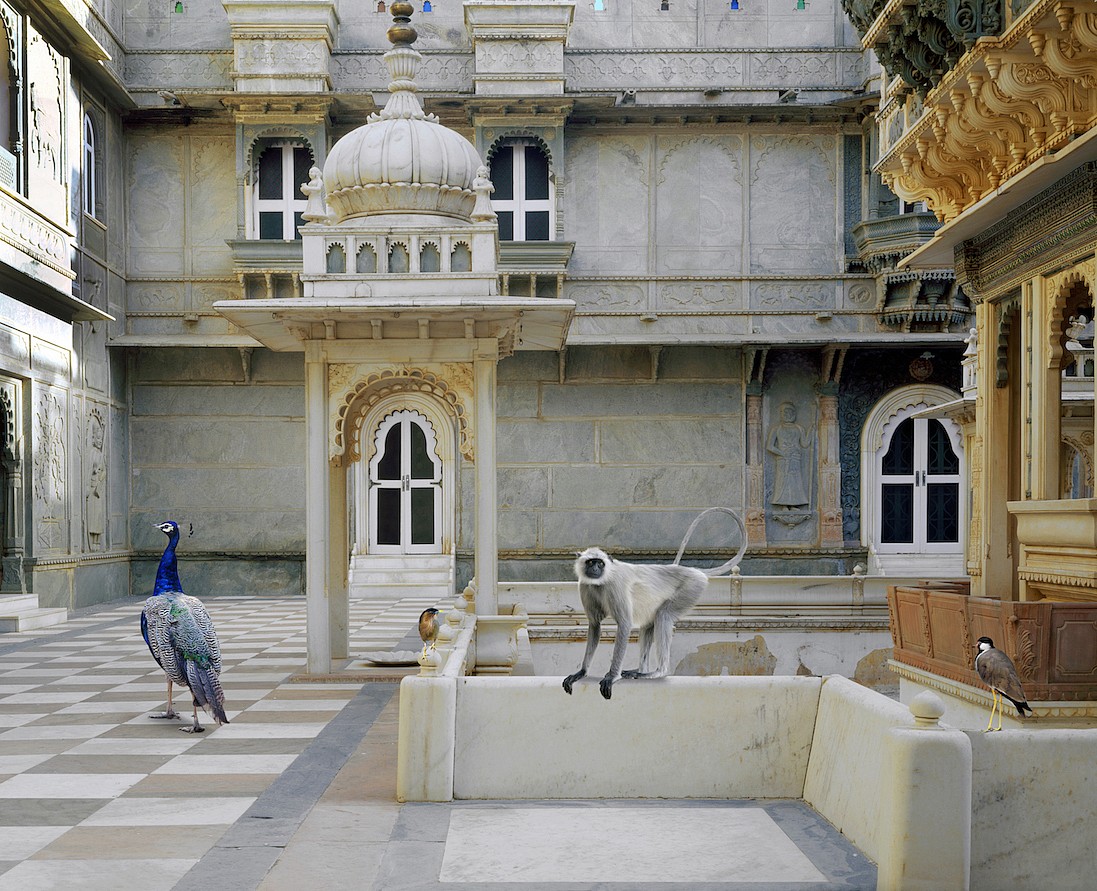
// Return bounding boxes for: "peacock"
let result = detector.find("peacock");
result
[141,520,229,733]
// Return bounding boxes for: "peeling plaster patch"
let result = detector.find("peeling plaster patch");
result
[795,660,814,677]
[853,647,897,691]
[676,635,777,676]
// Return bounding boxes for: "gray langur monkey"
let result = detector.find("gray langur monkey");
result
[562,547,708,700]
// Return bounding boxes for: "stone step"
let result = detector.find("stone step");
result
[349,582,454,601]
[0,593,39,613]
[0,607,69,633]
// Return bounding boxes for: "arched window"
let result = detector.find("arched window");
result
[489,138,552,241]
[326,243,346,273]
[82,113,99,219]
[388,243,409,273]
[357,244,377,273]
[450,242,471,272]
[420,242,440,273]
[253,139,312,240]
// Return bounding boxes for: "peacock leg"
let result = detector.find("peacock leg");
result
[150,678,179,720]
[179,701,204,734]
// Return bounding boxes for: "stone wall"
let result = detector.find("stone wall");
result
[128,347,305,598]
[492,346,744,582]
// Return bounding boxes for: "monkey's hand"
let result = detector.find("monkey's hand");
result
[562,670,586,694]
[599,674,617,700]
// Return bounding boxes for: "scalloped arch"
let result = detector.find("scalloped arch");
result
[0,388,15,463]
[1046,267,1094,359]
[485,132,554,167]
[332,369,471,465]
[996,296,1020,387]
[246,130,318,181]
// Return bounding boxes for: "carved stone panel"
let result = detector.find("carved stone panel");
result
[127,134,187,275]
[655,135,744,274]
[749,136,837,274]
[33,386,67,552]
[26,25,67,221]
[565,136,650,274]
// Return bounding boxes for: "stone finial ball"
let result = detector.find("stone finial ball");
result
[909,690,945,725]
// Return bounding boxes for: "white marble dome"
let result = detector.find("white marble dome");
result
[323,11,481,224]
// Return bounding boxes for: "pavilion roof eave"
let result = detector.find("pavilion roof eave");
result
[212,296,576,352]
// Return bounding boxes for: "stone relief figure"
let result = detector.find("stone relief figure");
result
[766,401,813,508]
[471,165,497,222]
[301,167,330,223]
[86,461,105,549]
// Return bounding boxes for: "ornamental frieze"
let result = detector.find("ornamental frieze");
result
[125,52,234,89]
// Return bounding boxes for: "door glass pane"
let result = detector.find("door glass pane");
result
[525,211,550,241]
[258,147,282,199]
[927,420,959,475]
[497,211,514,241]
[492,146,514,201]
[881,483,914,543]
[293,147,311,199]
[377,424,401,479]
[410,423,434,479]
[410,488,435,545]
[376,488,401,545]
[926,483,960,543]
[882,418,914,475]
[259,212,283,240]
[524,148,549,200]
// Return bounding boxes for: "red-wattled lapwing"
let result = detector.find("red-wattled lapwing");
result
[974,636,1032,731]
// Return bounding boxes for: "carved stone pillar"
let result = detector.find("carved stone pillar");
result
[1,458,25,595]
[745,386,767,549]
[818,390,843,546]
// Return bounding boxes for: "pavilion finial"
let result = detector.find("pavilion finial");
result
[387,2,417,47]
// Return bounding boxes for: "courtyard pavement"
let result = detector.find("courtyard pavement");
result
[0,594,877,890]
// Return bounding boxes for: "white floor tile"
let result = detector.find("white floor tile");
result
[66,736,203,756]
[0,723,115,740]
[0,858,197,891]
[154,753,298,774]
[205,722,324,739]
[439,808,828,884]
[0,753,54,773]
[81,796,255,826]
[0,772,145,799]
[0,826,69,859]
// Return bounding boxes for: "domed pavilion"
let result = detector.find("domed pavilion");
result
[215,3,574,674]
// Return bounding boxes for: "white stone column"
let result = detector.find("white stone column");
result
[473,343,498,616]
[305,343,332,674]
[328,461,348,662]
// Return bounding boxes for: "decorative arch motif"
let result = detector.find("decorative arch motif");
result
[368,408,441,482]
[332,368,471,465]
[244,128,318,184]
[485,131,554,167]
[1046,264,1095,362]
[0,386,16,463]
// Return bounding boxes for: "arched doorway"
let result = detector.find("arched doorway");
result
[861,385,965,576]
[367,409,442,554]
[347,390,460,600]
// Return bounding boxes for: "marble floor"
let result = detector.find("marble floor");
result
[0,595,877,890]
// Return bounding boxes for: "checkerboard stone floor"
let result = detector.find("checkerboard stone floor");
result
[0,595,877,891]
[0,595,435,890]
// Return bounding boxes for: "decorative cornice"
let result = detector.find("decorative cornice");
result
[870,0,1097,223]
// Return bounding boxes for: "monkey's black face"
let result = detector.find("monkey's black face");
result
[583,557,606,580]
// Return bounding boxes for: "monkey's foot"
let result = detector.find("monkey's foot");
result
[599,675,617,700]
[562,670,586,695]
[149,709,179,720]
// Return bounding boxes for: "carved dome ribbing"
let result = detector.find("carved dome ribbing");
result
[322,4,481,224]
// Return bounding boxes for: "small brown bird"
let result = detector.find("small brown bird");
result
[975,636,1032,732]
[418,607,441,655]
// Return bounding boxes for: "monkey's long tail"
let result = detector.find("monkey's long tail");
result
[674,507,748,577]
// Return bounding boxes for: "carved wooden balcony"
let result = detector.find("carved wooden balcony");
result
[888,584,1097,712]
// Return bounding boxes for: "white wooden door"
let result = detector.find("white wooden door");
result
[368,411,442,555]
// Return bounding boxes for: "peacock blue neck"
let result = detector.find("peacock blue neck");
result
[153,528,183,595]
